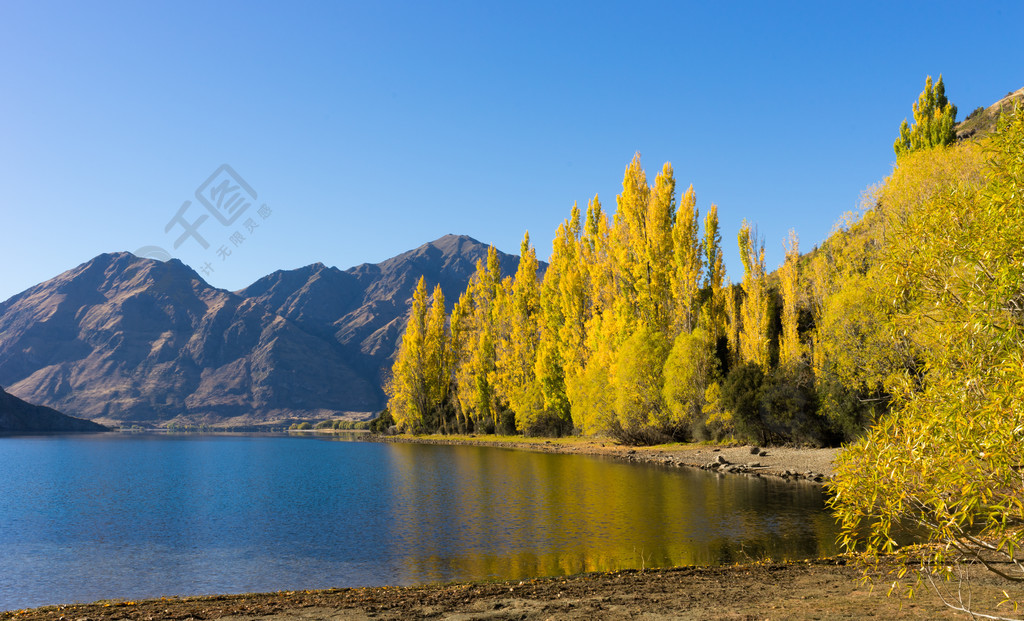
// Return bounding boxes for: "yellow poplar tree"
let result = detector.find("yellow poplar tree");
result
[611,152,650,328]
[571,195,616,433]
[388,277,430,432]
[702,204,725,339]
[495,232,544,431]
[451,248,503,432]
[671,183,701,334]
[448,289,470,431]
[556,204,590,388]
[893,75,957,156]
[646,163,677,332]
[606,155,676,440]
[737,220,770,369]
[424,283,451,431]
[451,285,478,427]
[778,230,802,367]
[536,204,587,431]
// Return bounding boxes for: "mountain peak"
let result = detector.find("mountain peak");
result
[0,235,531,427]
[424,234,490,257]
[432,233,482,246]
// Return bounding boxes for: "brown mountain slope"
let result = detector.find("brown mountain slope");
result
[240,234,525,384]
[956,86,1024,140]
[0,235,526,427]
[0,252,376,426]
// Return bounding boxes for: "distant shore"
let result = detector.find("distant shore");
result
[364,433,840,482]
[4,559,1005,620]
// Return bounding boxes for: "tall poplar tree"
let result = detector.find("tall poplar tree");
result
[536,205,587,432]
[556,204,590,386]
[605,156,677,440]
[536,222,569,426]
[572,194,616,433]
[893,75,958,156]
[671,184,701,334]
[495,232,543,431]
[451,248,503,432]
[646,163,677,332]
[424,283,451,432]
[388,277,430,432]
[611,153,651,327]
[737,221,770,369]
[702,204,726,340]
[778,230,802,367]
[448,289,470,431]
[582,194,614,320]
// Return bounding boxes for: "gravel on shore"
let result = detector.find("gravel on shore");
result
[4,558,1009,620]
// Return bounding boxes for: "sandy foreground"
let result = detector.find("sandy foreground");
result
[11,437,1000,620]
[3,560,1012,620]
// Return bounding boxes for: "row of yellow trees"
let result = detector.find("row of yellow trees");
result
[387,148,898,445]
[387,75,1024,616]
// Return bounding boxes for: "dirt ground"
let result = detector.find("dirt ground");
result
[4,559,1015,620]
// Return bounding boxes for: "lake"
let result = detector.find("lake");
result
[0,433,838,611]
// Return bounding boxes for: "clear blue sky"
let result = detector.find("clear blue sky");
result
[2,1,1022,302]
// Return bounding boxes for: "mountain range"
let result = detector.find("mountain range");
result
[0,234,523,427]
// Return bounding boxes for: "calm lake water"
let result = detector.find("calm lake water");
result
[0,433,839,611]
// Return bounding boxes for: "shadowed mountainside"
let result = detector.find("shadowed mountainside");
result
[0,386,107,432]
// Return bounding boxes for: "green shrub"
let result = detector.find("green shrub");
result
[369,409,395,434]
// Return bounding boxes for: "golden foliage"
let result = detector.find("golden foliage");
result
[832,108,1024,615]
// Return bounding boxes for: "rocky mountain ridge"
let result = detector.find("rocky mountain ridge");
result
[0,234,524,427]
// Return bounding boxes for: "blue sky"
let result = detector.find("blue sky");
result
[1,1,1022,302]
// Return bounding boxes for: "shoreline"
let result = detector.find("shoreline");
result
[4,559,1006,620]
[364,433,841,483]
[3,434,854,619]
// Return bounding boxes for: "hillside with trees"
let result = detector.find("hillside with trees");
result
[385,78,1021,445]
[383,75,1024,618]
[385,149,892,446]
[830,92,1024,617]
[381,76,1024,616]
